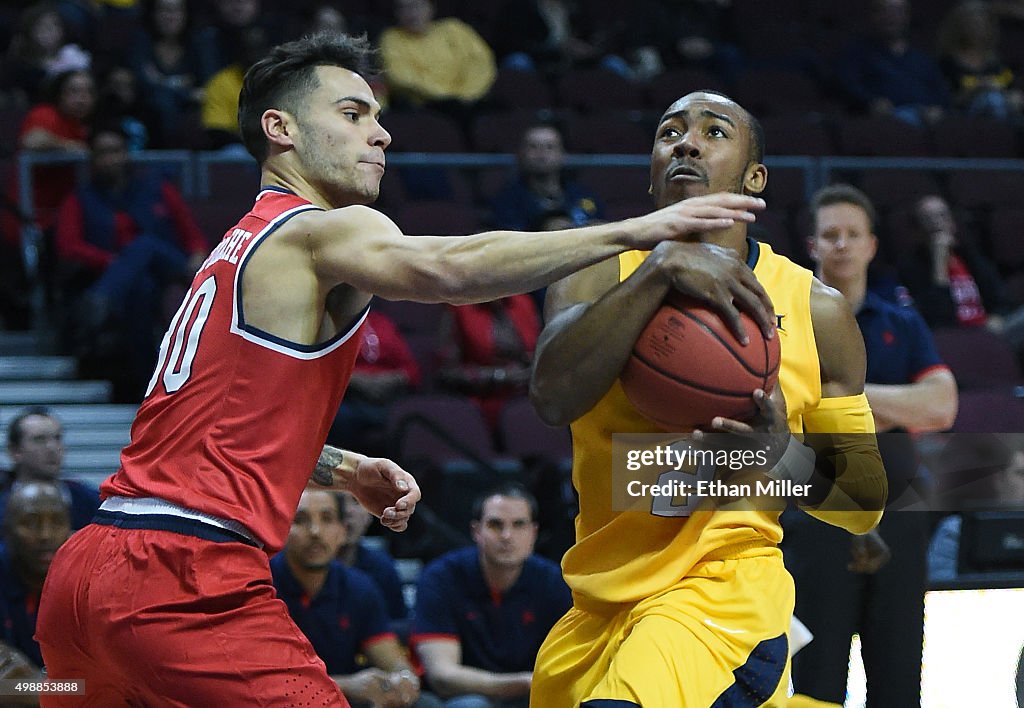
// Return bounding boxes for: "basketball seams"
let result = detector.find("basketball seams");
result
[672,306,766,379]
[630,352,759,398]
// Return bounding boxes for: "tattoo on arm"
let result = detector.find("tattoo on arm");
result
[312,445,345,486]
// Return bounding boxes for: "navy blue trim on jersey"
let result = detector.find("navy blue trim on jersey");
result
[234,202,371,353]
[582,701,641,707]
[745,237,760,270]
[710,633,788,707]
[91,509,260,548]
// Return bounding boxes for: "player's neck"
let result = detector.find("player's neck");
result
[479,558,525,594]
[700,228,749,260]
[261,164,336,211]
[286,555,329,598]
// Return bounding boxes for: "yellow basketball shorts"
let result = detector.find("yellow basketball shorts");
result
[531,550,794,707]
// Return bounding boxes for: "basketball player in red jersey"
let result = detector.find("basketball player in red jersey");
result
[35,34,775,706]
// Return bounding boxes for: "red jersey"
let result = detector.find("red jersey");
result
[102,188,366,552]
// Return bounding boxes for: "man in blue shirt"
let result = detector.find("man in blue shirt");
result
[272,489,439,708]
[784,184,958,708]
[412,483,571,708]
[0,480,72,685]
[2,406,99,531]
[489,123,603,232]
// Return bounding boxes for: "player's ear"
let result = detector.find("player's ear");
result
[263,109,294,150]
[744,162,767,195]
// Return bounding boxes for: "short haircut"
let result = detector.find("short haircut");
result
[471,482,539,523]
[686,89,765,163]
[810,183,877,232]
[238,31,377,164]
[7,405,57,448]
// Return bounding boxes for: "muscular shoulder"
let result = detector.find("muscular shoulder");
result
[809,278,866,396]
[543,254,620,322]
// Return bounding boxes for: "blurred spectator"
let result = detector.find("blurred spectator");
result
[53,123,208,397]
[2,68,94,261]
[834,0,951,125]
[328,311,421,457]
[193,0,277,81]
[928,436,1024,582]
[493,0,631,78]
[94,63,158,150]
[629,0,742,82]
[489,123,603,232]
[200,24,268,149]
[336,491,411,632]
[379,0,496,117]
[0,2,91,107]
[901,194,1024,346]
[1,406,99,532]
[271,490,440,708]
[937,1,1022,120]
[787,184,957,708]
[0,480,72,687]
[436,296,541,430]
[129,0,206,148]
[411,484,571,707]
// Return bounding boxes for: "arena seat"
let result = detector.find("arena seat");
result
[951,389,1024,432]
[563,113,651,154]
[931,116,1018,158]
[557,69,645,114]
[394,201,480,235]
[933,327,1023,390]
[498,397,571,465]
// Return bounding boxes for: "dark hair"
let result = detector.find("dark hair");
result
[45,68,93,105]
[810,183,877,231]
[684,89,765,163]
[471,482,539,523]
[238,31,377,164]
[7,405,57,448]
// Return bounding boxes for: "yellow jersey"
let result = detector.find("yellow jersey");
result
[563,239,820,606]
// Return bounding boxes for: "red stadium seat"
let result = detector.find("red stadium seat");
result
[859,171,942,209]
[573,166,651,206]
[836,115,931,157]
[931,116,1018,158]
[557,69,645,113]
[947,170,1024,209]
[647,69,730,112]
[394,201,480,235]
[564,113,652,154]
[933,327,1023,390]
[499,397,571,464]
[951,389,1024,432]
[760,115,835,156]
[487,69,555,110]
[381,111,468,153]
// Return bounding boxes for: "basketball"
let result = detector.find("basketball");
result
[620,292,781,431]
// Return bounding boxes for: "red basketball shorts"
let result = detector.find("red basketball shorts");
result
[36,521,348,707]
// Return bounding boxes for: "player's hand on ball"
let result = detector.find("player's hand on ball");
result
[653,240,776,344]
[348,456,420,532]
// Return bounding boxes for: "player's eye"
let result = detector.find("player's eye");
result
[708,125,728,138]
[658,126,681,139]
[343,111,360,122]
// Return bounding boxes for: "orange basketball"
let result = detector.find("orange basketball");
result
[620,292,780,431]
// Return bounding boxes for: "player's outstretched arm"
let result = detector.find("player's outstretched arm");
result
[290,193,765,305]
[310,445,419,532]
[799,281,888,534]
[531,239,775,426]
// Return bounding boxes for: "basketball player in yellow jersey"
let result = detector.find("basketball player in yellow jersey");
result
[528,91,888,708]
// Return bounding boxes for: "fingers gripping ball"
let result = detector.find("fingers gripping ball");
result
[620,292,781,431]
